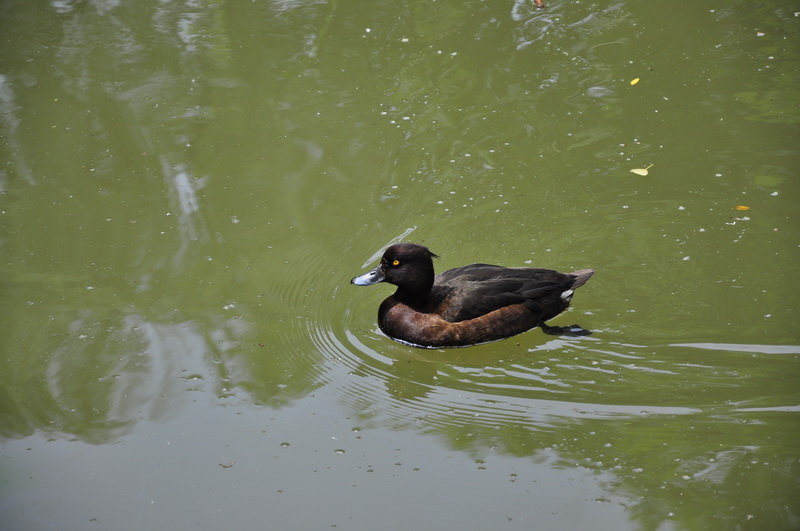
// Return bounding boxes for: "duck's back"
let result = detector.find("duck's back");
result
[432,264,582,323]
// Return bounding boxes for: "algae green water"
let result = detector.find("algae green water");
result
[1,1,798,529]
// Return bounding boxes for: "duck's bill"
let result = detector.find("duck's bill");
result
[351,267,384,286]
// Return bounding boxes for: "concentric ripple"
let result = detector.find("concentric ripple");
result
[296,270,698,437]
[261,242,798,449]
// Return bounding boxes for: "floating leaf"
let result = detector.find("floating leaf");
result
[629,163,654,176]
[735,205,751,211]
[630,77,640,86]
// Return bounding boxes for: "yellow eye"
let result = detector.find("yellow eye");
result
[392,259,400,266]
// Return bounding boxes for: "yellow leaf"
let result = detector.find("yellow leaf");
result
[629,163,654,176]
[630,77,640,86]
[735,205,750,211]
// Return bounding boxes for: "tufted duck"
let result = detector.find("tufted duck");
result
[351,243,594,348]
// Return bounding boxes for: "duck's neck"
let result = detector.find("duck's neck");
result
[394,272,434,307]
[394,287,427,306]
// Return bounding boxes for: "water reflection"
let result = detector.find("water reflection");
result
[164,162,206,264]
[0,75,34,186]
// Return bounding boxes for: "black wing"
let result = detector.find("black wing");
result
[434,265,575,322]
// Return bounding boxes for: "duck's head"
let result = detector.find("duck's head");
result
[351,243,438,297]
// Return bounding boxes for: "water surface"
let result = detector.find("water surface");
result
[1,1,798,529]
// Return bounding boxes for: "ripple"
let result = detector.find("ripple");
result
[270,241,799,443]
[671,342,800,355]
[314,274,712,435]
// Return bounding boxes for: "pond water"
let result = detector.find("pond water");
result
[1,1,798,529]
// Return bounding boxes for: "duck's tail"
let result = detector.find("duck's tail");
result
[569,269,594,289]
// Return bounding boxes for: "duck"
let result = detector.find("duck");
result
[351,243,594,348]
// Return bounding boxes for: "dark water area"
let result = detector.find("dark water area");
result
[1,1,798,529]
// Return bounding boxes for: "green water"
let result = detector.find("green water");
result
[1,1,798,529]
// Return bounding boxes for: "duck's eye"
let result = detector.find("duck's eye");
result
[392,259,400,267]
